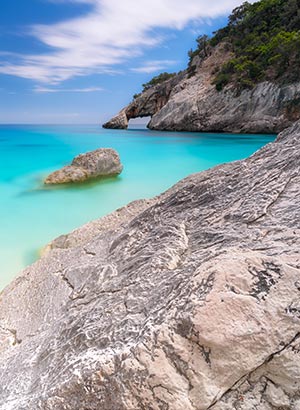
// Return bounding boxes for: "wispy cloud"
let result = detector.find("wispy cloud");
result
[34,85,104,93]
[0,0,249,83]
[131,60,178,74]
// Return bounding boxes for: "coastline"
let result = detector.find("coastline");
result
[0,121,299,407]
[0,125,273,290]
[1,0,300,407]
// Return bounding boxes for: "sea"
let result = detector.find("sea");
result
[0,124,275,290]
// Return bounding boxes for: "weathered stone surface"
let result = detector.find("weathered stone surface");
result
[44,165,89,184]
[0,122,300,409]
[103,44,300,133]
[44,148,123,184]
[149,80,300,133]
[42,198,155,255]
[102,72,185,129]
[102,109,129,129]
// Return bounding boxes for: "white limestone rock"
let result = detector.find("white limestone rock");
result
[44,148,123,184]
[0,122,300,409]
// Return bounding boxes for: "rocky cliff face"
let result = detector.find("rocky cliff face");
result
[103,45,300,133]
[102,71,185,130]
[0,120,299,409]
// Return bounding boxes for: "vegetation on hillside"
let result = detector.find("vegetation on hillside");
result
[133,72,176,99]
[133,0,300,97]
[188,0,300,91]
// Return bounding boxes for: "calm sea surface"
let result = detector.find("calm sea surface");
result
[0,124,275,290]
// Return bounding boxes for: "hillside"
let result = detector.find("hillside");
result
[210,0,300,90]
[103,0,300,133]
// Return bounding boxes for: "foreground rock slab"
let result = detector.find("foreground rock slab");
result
[44,148,123,184]
[0,122,300,409]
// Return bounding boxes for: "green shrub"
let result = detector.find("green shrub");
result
[213,73,230,91]
[142,72,176,92]
[210,0,300,90]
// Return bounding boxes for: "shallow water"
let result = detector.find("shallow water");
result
[0,124,275,290]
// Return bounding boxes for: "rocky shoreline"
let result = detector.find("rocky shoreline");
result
[0,120,299,409]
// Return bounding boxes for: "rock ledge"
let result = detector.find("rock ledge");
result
[0,122,300,409]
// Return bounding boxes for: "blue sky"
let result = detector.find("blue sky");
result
[0,0,245,124]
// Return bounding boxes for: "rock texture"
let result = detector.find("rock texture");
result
[103,72,185,130]
[0,121,300,409]
[103,44,300,133]
[44,148,123,184]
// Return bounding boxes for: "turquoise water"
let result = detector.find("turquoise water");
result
[0,124,275,290]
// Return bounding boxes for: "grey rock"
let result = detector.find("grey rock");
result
[44,165,89,184]
[42,198,155,254]
[0,121,300,409]
[102,72,185,129]
[103,45,300,133]
[149,80,300,133]
[44,148,123,184]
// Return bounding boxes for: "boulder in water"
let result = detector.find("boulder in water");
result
[44,148,123,185]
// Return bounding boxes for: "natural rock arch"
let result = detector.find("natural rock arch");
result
[102,73,185,129]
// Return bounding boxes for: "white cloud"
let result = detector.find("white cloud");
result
[131,60,178,74]
[0,0,248,83]
[34,85,104,92]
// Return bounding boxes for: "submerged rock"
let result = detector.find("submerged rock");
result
[44,148,123,184]
[0,122,300,409]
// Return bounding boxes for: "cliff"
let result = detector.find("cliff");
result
[0,120,299,409]
[103,0,300,133]
[103,43,300,133]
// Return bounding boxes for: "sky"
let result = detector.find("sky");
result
[0,0,246,124]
